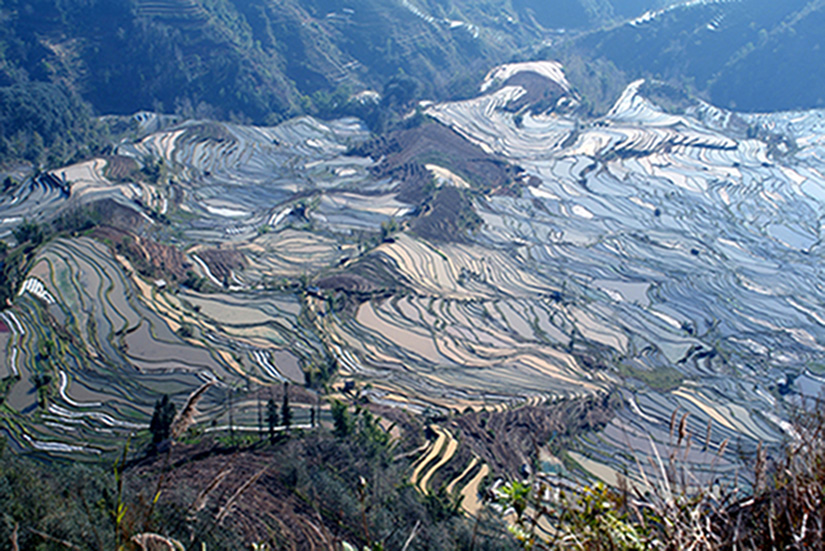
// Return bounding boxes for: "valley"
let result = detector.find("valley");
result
[3,0,825,547]
[1,61,823,501]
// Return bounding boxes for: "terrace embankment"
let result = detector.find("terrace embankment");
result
[368,392,619,512]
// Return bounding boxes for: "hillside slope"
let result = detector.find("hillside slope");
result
[0,0,672,124]
[564,0,825,112]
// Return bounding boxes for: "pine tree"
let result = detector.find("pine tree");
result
[149,395,176,445]
[281,382,291,431]
[257,389,263,440]
[266,398,279,442]
[331,399,353,437]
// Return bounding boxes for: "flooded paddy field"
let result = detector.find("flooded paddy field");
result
[5,63,825,489]
[417,65,825,482]
[0,233,322,454]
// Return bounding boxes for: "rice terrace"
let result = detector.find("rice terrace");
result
[4,42,825,546]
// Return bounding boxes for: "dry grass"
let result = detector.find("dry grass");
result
[170,380,216,439]
[130,533,185,551]
[496,398,825,550]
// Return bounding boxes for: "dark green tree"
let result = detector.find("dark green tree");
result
[31,373,52,408]
[149,394,176,445]
[331,399,353,437]
[281,381,291,431]
[266,398,279,442]
[12,219,46,246]
[2,176,16,193]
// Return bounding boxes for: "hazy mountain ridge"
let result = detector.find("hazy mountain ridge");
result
[0,0,674,124]
[566,0,825,112]
[1,0,819,171]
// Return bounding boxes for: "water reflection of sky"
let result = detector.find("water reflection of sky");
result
[426,75,825,480]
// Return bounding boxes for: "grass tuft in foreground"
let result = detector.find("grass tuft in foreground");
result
[496,398,825,550]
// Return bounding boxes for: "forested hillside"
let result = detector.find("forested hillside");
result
[0,0,672,167]
[0,0,672,125]
[565,0,825,112]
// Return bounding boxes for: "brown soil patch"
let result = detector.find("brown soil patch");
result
[349,122,523,205]
[315,273,378,294]
[128,430,385,549]
[103,155,140,181]
[196,248,247,282]
[130,444,328,548]
[55,198,148,234]
[410,186,481,243]
[92,226,191,282]
[310,257,412,316]
[498,71,570,114]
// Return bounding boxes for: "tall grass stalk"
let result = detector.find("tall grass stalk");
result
[495,399,825,550]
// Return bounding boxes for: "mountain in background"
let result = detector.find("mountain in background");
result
[0,0,670,121]
[2,0,825,167]
[565,0,825,112]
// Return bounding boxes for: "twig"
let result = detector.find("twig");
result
[312,506,335,551]
[131,532,185,551]
[186,465,234,519]
[78,487,105,551]
[400,519,421,551]
[10,522,19,551]
[215,465,268,523]
[28,528,82,550]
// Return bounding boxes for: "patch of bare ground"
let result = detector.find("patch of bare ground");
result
[349,122,523,204]
[410,186,481,243]
[497,71,570,114]
[55,198,150,233]
[103,155,140,181]
[315,273,379,295]
[91,226,191,282]
[130,443,324,548]
[127,431,462,550]
[195,247,247,283]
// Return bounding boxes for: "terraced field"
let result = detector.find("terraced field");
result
[0,114,389,454]
[406,424,491,514]
[3,61,825,493]
[0,232,326,453]
[420,62,825,483]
